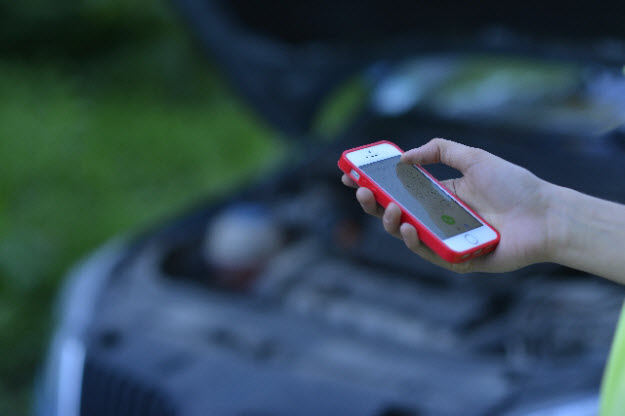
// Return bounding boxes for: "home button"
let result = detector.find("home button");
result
[464,234,478,245]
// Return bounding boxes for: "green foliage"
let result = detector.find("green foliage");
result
[0,2,280,414]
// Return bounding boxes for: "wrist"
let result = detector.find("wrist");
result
[533,177,625,282]
[542,182,574,265]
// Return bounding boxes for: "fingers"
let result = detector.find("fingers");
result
[356,187,384,218]
[401,138,484,173]
[353,187,402,240]
[382,203,402,239]
[353,189,479,272]
[399,224,446,267]
[399,223,475,273]
[341,174,358,188]
[354,187,402,239]
[351,182,474,271]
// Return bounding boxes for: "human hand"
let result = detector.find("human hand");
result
[342,138,555,273]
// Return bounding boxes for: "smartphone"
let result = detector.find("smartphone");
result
[338,141,499,263]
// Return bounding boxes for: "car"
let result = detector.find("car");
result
[37,1,625,415]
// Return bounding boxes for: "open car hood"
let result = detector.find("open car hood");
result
[172,0,625,136]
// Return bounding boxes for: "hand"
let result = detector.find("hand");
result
[342,138,554,273]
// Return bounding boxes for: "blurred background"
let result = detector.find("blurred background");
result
[3,1,625,416]
[0,2,280,414]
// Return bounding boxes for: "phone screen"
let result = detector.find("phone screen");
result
[360,155,482,239]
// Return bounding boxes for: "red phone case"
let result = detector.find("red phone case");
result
[338,140,500,263]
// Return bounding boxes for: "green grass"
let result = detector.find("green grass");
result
[0,3,282,414]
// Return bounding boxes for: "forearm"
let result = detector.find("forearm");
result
[546,184,625,284]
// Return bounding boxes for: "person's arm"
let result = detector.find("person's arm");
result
[547,185,625,283]
[342,138,625,283]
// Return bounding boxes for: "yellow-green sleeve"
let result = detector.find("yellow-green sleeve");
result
[600,302,625,416]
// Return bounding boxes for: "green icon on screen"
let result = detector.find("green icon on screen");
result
[441,215,455,225]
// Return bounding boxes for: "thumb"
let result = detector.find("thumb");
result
[400,138,483,173]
